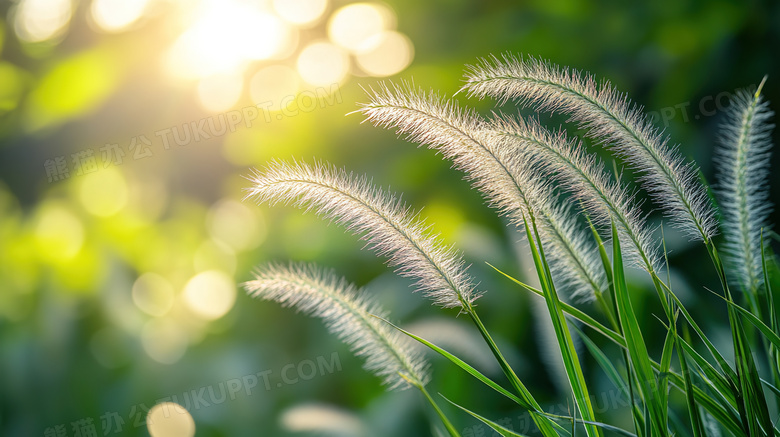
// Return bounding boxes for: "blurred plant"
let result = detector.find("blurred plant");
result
[244,54,777,436]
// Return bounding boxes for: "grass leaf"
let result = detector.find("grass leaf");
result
[610,222,668,436]
[523,213,601,437]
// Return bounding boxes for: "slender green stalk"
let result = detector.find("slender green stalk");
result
[466,308,561,437]
[611,223,668,437]
[414,381,462,437]
[761,230,780,397]
[707,241,773,435]
[524,212,601,437]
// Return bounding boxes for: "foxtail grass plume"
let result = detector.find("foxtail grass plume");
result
[245,160,478,309]
[490,114,660,272]
[245,263,429,390]
[461,54,717,243]
[716,79,774,294]
[359,83,605,300]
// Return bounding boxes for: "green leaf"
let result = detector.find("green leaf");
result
[655,276,739,385]
[761,230,780,391]
[467,309,563,437]
[412,381,462,437]
[673,333,738,409]
[374,315,569,436]
[524,214,601,437]
[571,324,626,394]
[488,263,626,347]
[443,396,530,437]
[376,316,528,406]
[658,321,675,409]
[717,291,780,357]
[707,241,773,435]
[610,222,667,436]
[443,395,638,437]
[674,322,706,437]
[584,214,618,331]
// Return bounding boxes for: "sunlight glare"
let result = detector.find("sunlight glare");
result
[281,404,366,435]
[197,72,244,112]
[250,65,300,110]
[354,31,413,77]
[165,1,293,80]
[14,0,73,43]
[273,0,328,27]
[296,42,350,87]
[327,3,396,53]
[90,0,150,32]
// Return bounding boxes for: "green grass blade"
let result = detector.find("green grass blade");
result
[442,396,530,437]
[467,309,563,437]
[707,241,773,435]
[761,230,780,391]
[495,258,743,435]
[584,214,618,330]
[717,291,780,353]
[571,325,626,393]
[444,395,639,437]
[729,308,771,435]
[760,376,780,399]
[571,324,647,434]
[675,322,706,437]
[610,222,668,436]
[658,321,675,411]
[410,381,461,437]
[655,276,739,384]
[660,339,743,435]
[586,219,645,436]
[375,315,569,436]
[524,214,601,437]
[488,263,626,347]
[490,257,743,435]
[673,334,738,409]
[491,251,744,434]
[376,316,527,406]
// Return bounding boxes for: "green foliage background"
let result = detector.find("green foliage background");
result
[1,0,779,436]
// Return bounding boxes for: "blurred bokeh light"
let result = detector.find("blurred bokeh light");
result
[90,0,150,33]
[147,402,196,437]
[13,0,73,43]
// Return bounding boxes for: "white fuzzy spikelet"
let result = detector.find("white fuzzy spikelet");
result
[245,263,430,390]
[716,83,774,294]
[359,82,605,300]
[490,114,660,272]
[246,160,478,309]
[461,54,717,243]
[536,197,606,300]
[359,82,531,226]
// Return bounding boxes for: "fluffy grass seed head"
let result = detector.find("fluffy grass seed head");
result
[489,113,661,273]
[461,53,717,243]
[716,81,775,293]
[359,82,606,299]
[245,160,479,309]
[359,82,532,225]
[245,263,430,390]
